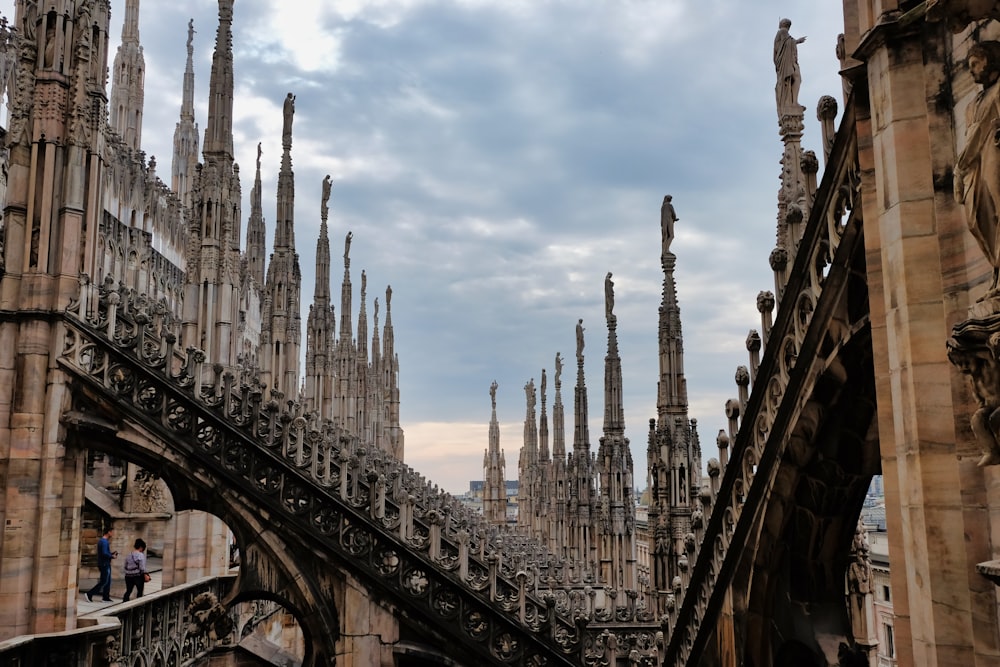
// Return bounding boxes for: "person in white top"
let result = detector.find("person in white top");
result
[122,538,148,601]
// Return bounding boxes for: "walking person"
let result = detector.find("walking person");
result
[122,538,148,601]
[86,527,118,602]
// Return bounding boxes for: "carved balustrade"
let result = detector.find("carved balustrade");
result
[0,577,234,667]
[663,93,866,665]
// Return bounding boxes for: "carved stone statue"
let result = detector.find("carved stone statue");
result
[948,325,1000,465]
[846,522,877,649]
[490,380,498,410]
[773,18,806,116]
[282,92,295,145]
[321,174,332,219]
[576,319,585,360]
[955,41,1000,296]
[555,352,563,385]
[660,195,678,254]
[605,272,615,320]
[847,525,873,595]
[344,231,352,262]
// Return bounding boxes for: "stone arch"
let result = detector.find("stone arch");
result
[731,326,879,666]
[63,408,341,667]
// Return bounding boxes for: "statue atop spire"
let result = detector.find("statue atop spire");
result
[282,92,296,147]
[490,380,498,410]
[321,175,332,220]
[344,231,353,268]
[605,272,615,321]
[661,195,678,256]
[576,319,585,361]
[773,18,806,117]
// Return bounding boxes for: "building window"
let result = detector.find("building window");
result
[883,584,891,602]
[884,623,894,658]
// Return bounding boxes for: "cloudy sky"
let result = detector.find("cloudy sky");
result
[12,0,846,493]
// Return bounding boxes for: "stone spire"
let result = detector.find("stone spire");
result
[202,0,234,162]
[315,176,332,303]
[334,232,357,433]
[602,273,625,435]
[171,18,199,209]
[772,17,809,298]
[656,254,688,424]
[570,317,597,574]
[355,271,370,442]
[517,377,539,533]
[339,233,355,348]
[647,197,701,614]
[549,352,569,557]
[246,144,266,288]
[553,352,566,460]
[539,368,550,462]
[483,381,507,525]
[181,0,243,369]
[597,272,636,592]
[382,286,404,459]
[109,0,145,150]
[369,297,383,450]
[304,176,336,418]
[573,319,591,450]
[260,91,302,398]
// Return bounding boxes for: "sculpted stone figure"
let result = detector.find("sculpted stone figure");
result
[605,272,615,320]
[576,319,585,360]
[660,195,678,254]
[321,175,332,219]
[490,380,498,410]
[773,18,806,116]
[948,329,1000,465]
[847,525,873,595]
[955,41,1000,296]
[282,92,295,145]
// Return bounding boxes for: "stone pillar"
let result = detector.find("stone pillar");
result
[854,16,1000,665]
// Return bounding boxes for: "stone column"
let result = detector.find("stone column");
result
[855,16,1000,665]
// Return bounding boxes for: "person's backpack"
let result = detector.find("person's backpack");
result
[123,552,141,576]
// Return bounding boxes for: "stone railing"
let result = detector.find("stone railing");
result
[663,93,866,665]
[58,286,661,665]
[0,576,234,667]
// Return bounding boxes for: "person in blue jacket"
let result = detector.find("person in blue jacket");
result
[86,527,117,602]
